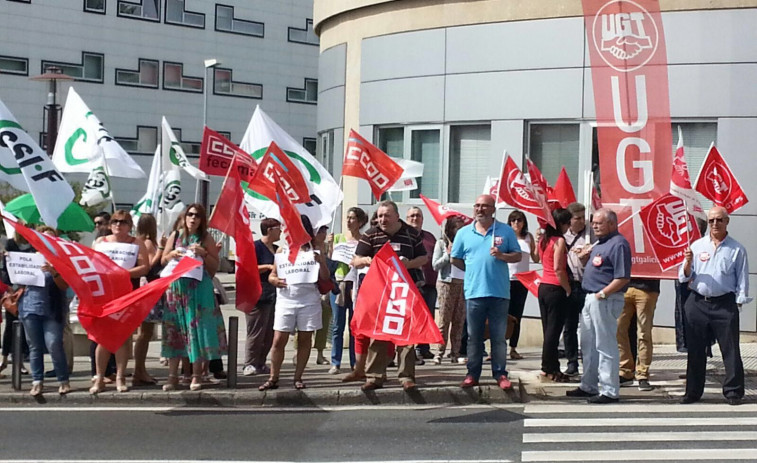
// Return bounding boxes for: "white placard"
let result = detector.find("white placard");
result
[6,252,46,287]
[331,241,358,265]
[95,241,139,269]
[161,248,203,281]
[450,265,465,280]
[275,250,319,285]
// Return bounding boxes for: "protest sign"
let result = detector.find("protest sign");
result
[6,252,46,287]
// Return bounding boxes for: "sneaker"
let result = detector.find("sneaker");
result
[566,387,597,398]
[619,376,634,387]
[460,375,479,388]
[30,381,43,397]
[243,365,256,376]
[588,394,619,404]
[457,357,467,365]
[433,355,442,365]
[637,379,653,391]
[328,366,341,375]
[497,375,512,390]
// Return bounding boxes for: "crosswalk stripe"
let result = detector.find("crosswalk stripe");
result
[521,448,757,461]
[524,403,757,413]
[523,431,757,443]
[525,417,757,427]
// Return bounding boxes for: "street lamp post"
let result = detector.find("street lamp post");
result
[30,66,74,156]
[196,58,220,207]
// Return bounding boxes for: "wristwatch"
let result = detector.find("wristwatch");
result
[598,290,607,300]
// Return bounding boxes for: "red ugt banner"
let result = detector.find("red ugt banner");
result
[209,156,262,313]
[694,144,749,214]
[199,127,257,182]
[639,194,701,272]
[583,0,673,278]
[351,243,443,346]
[343,129,404,200]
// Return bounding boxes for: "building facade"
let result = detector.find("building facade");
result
[0,0,319,209]
[313,0,757,332]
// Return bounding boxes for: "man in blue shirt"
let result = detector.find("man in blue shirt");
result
[566,208,631,403]
[451,194,521,390]
[679,206,750,406]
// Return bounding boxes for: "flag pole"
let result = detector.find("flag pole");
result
[493,150,507,248]
[330,175,343,232]
[585,170,593,243]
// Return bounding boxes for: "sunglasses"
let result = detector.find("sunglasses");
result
[186,212,200,218]
[111,219,130,226]
[510,218,524,223]
[708,218,725,224]
[94,221,106,226]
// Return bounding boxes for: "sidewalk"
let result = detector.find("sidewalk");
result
[0,273,754,406]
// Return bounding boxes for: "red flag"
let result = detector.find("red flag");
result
[497,156,555,227]
[419,194,472,226]
[351,243,443,346]
[591,183,603,212]
[694,144,749,214]
[526,159,551,206]
[515,271,542,298]
[2,216,201,352]
[0,280,8,294]
[248,142,310,204]
[551,167,577,208]
[639,193,702,272]
[209,156,262,313]
[670,127,705,219]
[80,257,201,353]
[343,129,404,200]
[199,127,257,181]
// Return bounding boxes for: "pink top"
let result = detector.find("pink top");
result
[539,236,565,287]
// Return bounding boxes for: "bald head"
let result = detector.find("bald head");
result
[473,194,496,226]
[707,206,729,239]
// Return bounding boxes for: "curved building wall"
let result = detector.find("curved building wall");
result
[314,0,757,332]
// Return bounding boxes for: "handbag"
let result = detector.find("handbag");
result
[1,287,24,316]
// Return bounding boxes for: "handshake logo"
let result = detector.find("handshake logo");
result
[592,0,659,72]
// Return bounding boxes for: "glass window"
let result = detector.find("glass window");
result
[410,129,441,199]
[114,126,158,154]
[215,4,264,37]
[84,0,105,13]
[288,19,319,46]
[213,68,262,99]
[0,56,28,75]
[42,53,103,83]
[287,79,317,104]
[165,0,205,28]
[377,127,405,203]
[118,0,160,20]
[318,131,335,174]
[528,123,580,192]
[303,138,317,157]
[115,59,158,88]
[163,62,202,93]
[448,125,491,203]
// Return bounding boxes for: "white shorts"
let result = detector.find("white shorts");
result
[273,302,322,333]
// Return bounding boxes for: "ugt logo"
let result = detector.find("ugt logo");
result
[592,0,659,72]
[648,196,689,249]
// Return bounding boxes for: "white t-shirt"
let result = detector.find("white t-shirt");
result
[508,235,532,280]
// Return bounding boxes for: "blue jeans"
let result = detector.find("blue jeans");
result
[466,297,509,380]
[21,314,68,383]
[330,291,355,368]
[579,293,624,398]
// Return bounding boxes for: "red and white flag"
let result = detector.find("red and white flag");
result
[639,193,702,272]
[248,142,310,204]
[526,159,551,207]
[497,155,555,227]
[591,183,603,212]
[515,270,542,298]
[199,127,257,182]
[351,243,443,346]
[209,156,262,313]
[694,144,749,214]
[3,216,201,353]
[670,127,705,219]
[550,167,577,208]
[343,129,404,200]
[419,195,472,226]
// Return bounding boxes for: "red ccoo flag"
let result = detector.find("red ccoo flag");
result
[497,155,554,227]
[209,156,262,313]
[550,167,577,208]
[248,142,310,204]
[261,167,311,264]
[351,243,443,346]
[199,126,257,181]
[694,144,749,214]
[343,129,404,200]
[515,270,542,298]
[419,194,472,226]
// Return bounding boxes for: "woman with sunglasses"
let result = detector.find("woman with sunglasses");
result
[161,204,227,391]
[90,210,150,394]
[507,210,540,360]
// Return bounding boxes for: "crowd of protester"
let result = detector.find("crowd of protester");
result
[0,198,749,405]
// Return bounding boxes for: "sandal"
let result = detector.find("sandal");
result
[294,379,306,390]
[162,374,179,392]
[258,379,279,391]
[116,376,129,393]
[189,374,203,391]
[89,375,105,394]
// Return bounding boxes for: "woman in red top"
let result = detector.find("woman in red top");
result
[538,208,572,382]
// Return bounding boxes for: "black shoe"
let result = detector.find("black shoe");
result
[727,396,743,406]
[637,379,653,391]
[619,376,634,387]
[566,387,597,398]
[387,361,396,368]
[420,351,434,360]
[588,394,619,404]
[213,371,227,380]
[45,370,56,379]
[680,396,699,404]
[564,364,579,376]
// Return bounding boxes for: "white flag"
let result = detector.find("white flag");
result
[0,99,74,229]
[161,117,207,181]
[158,167,185,238]
[52,88,145,178]
[79,162,112,207]
[132,146,162,218]
[388,158,423,192]
[239,106,342,229]
[670,126,706,219]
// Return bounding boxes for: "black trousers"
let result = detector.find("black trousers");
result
[508,280,529,349]
[684,292,744,400]
[538,283,568,375]
[562,282,584,367]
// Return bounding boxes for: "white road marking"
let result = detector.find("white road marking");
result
[0,461,513,463]
[525,417,757,427]
[523,431,757,443]
[521,449,757,461]
[524,403,757,413]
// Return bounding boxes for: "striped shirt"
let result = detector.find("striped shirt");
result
[355,221,427,284]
